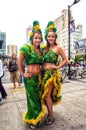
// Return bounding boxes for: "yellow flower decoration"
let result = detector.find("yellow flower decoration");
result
[29,21,43,42]
[40,43,46,49]
[34,25,40,30]
[29,31,33,37]
[48,24,54,29]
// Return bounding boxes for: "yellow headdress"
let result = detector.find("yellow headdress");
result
[29,20,43,42]
[44,21,57,39]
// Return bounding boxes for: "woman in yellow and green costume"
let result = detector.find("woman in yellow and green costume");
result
[17,21,45,130]
[41,21,67,125]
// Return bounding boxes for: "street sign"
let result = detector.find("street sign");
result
[74,39,86,49]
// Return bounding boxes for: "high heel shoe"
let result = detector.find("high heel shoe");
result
[29,124,39,130]
[44,115,55,125]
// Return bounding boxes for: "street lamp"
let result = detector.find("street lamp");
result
[68,0,81,79]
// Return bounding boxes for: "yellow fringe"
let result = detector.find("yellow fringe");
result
[42,70,62,105]
[22,106,46,125]
[53,98,62,105]
[42,76,54,101]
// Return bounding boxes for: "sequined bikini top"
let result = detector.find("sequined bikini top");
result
[43,50,58,64]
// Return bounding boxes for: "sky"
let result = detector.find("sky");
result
[0,0,86,49]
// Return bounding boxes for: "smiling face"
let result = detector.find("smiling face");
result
[32,32,42,47]
[46,31,56,46]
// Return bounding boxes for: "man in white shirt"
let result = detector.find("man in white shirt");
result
[0,54,7,104]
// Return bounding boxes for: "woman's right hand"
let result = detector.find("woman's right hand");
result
[23,73,32,79]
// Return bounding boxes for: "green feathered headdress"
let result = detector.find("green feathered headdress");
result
[29,20,43,42]
[44,21,57,39]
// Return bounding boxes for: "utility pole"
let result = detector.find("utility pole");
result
[68,0,81,79]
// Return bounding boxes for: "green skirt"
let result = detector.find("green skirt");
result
[41,69,62,105]
[23,75,45,125]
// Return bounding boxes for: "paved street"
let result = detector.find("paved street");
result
[2,71,11,83]
[0,71,86,130]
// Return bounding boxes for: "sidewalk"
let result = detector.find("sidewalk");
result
[0,80,86,130]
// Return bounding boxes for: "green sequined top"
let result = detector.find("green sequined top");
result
[19,44,42,65]
[43,50,58,64]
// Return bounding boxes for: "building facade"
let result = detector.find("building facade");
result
[54,9,82,60]
[7,44,18,56]
[0,31,6,55]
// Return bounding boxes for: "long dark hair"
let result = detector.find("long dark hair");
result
[43,42,57,55]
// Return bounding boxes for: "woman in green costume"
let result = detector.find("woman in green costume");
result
[41,21,67,125]
[17,21,45,130]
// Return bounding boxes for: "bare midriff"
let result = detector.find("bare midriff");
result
[42,62,55,70]
[27,64,41,75]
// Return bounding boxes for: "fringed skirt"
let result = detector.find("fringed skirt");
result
[23,75,45,125]
[41,69,62,105]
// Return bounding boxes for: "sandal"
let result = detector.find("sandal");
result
[44,115,49,122]
[29,124,39,130]
[44,116,55,125]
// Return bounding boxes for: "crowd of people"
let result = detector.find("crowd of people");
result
[0,20,67,130]
[0,53,21,105]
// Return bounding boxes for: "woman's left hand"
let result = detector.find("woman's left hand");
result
[53,64,60,70]
[56,66,60,69]
[52,64,58,69]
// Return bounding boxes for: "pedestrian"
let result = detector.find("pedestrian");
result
[8,53,21,89]
[17,20,46,130]
[0,92,3,105]
[0,54,7,104]
[41,21,67,125]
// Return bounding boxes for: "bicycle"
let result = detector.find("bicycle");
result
[72,66,86,79]
[60,66,76,81]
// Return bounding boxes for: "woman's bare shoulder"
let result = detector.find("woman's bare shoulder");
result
[55,45,62,50]
[57,46,63,51]
[56,46,64,55]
